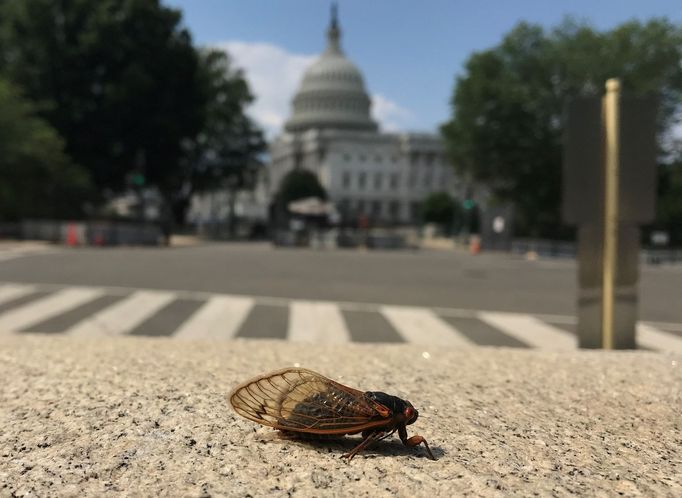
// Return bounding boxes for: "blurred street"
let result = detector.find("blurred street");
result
[0,242,680,352]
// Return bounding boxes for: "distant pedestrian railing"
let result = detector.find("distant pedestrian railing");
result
[20,219,163,246]
[510,239,576,258]
[0,222,22,239]
[642,248,682,265]
[272,228,415,250]
[509,237,681,265]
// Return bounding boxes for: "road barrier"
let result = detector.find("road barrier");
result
[21,219,163,246]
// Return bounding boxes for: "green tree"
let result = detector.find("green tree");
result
[270,169,327,230]
[0,79,91,220]
[421,192,462,232]
[653,151,682,245]
[275,169,327,208]
[441,19,682,237]
[180,48,266,231]
[0,0,204,214]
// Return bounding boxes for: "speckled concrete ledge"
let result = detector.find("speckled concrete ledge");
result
[1,337,680,497]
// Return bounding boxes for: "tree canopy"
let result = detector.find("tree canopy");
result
[441,18,682,238]
[654,156,682,245]
[275,169,328,208]
[183,49,265,194]
[0,0,202,191]
[0,0,264,222]
[0,79,91,220]
[421,192,462,231]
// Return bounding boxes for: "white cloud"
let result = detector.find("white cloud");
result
[213,40,414,136]
[673,120,682,138]
[371,93,413,132]
[215,41,315,137]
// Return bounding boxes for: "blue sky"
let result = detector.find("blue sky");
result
[164,0,682,136]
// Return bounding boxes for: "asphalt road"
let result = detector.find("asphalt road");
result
[0,242,680,322]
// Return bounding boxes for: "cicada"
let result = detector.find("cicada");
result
[229,367,436,461]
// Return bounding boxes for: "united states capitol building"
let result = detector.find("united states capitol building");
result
[268,9,465,225]
[189,8,469,233]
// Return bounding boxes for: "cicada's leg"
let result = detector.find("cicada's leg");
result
[342,431,384,461]
[404,435,436,460]
[398,424,437,460]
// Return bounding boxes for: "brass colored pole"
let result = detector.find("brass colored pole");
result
[602,79,621,349]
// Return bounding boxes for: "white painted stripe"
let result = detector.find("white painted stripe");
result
[66,290,175,337]
[478,312,576,351]
[637,323,682,354]
[381,306,473,347]
[174,295,254,339]
[0,284,36,305]
[0,246,53,261]
[288,301,350,343]
[0,287,104,334]
[644,320,682,333]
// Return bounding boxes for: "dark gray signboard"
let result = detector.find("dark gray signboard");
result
[563,96,657,226]
[562,98,603,225]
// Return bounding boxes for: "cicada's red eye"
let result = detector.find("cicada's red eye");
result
[404,406,414,420]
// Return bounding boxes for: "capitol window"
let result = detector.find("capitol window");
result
[409,171,417,187]
[410,202,421,221]
[389,201,401,219]
[374,173,383,190]
[338,198,350,214]
[358,172,367,189]
[342,171,351,189]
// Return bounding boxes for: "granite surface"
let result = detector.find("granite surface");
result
[1,337,680,497]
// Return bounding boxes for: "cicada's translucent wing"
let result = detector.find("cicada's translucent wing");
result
[229,368,392,434]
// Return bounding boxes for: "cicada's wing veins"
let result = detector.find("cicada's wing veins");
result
[229,368,392,434]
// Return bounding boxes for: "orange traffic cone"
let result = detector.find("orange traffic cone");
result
[469,235,481,255]
[66,223,79,246]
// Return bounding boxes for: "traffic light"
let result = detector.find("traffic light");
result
[463,199,475,210]
[131,173,145,187]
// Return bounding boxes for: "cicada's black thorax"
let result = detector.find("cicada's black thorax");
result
[364,391,408,415]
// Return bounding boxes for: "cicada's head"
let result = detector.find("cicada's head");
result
[403,401,419,425]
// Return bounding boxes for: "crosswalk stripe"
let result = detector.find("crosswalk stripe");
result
[0,288,104,334]
[381,306,473,347]
[2,281,682,351]
[66,290,175,337]
[478,312,577,351]
[288,301,350,343]
[0,284,36,305]
[174,295,254,339]
[637,323,682,354]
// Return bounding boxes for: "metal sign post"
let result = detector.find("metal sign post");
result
[601,78,621,350]
[563,80,657,349]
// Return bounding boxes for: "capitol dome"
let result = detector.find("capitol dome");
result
[284,7,378,133]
